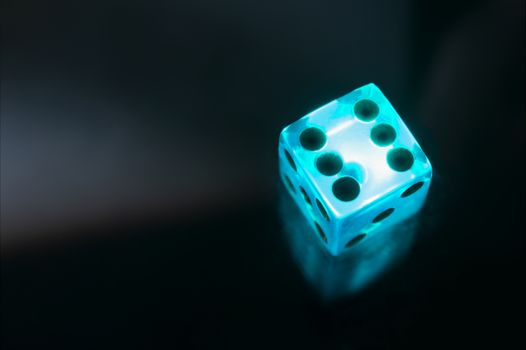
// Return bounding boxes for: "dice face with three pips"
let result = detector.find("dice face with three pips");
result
[279,83,432,255]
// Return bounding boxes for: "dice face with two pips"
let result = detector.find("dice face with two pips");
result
[279,83,432,255]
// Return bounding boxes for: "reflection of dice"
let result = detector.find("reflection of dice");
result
[278,83,432,256]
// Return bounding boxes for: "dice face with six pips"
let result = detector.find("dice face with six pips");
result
[279,83,432,255]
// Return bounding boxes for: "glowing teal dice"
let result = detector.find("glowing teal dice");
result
[279,83,432,255]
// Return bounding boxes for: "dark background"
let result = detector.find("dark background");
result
[1,0,525,348]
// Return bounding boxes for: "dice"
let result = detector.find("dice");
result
[278,83,432,255]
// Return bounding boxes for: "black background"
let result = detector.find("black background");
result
[2,0,525,348]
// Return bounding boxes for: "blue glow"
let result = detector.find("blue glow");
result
[278,187,419,300]
[278,83,432,255]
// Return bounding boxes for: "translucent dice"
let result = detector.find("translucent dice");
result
[278,83,432,255]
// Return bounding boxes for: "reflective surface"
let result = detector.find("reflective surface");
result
[2,0,524,349]
[279,185,420,300]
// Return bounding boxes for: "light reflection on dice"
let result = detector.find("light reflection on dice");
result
[278,83,432,255]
